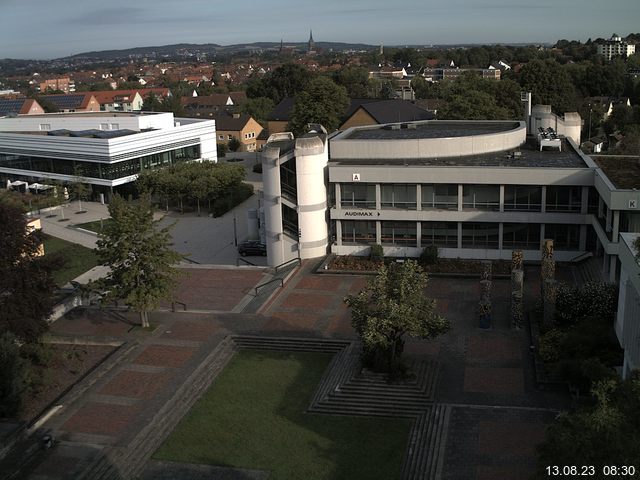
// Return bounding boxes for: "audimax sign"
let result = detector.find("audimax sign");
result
[343,211,381,217]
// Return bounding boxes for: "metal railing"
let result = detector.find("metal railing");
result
[254,278,284,296]
[275,257,301,273]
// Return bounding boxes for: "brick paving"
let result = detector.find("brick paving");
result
[16,262,576,480]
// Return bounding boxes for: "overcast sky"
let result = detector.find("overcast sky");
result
[1,0,639,59]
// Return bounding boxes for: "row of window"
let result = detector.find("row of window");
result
[340,221,580,250]
[0,145,200,180]
[339,184,592,213]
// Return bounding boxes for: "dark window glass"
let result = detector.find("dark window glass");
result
[280,159,297,202]
[421,222,458,247]
[461,222,499,248]
[381,221,416,246]
[545,224,580,250]
[282,204,298,239]
[341,221,376,244]
[462,185,499,211]
[381,184,416,209]
[546,186,582,213]
[421,184,458,210]
[341,183,376,209]
[503,223,541,249]
[504,186,542,211]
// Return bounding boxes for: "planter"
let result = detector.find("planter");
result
[479,313,491,329]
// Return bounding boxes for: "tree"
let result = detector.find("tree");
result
[246,64,314,104]
[91,195,182,327]
[0,332,28,417]
[71,165,90,213]
[333,66,370,98]
[344,260,449,377]
[288,76,349,135]
[240,96,275,125]
[228,137,241,152]
[0,201,57,342]
[518,59,578,113]
[535,376,640,477]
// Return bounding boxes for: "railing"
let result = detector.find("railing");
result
[275,257,301,273]
[254,278,284,296]
[171,301,187,312]
[236,257,257,266]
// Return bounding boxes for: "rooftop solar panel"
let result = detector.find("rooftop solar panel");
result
[0,99,26,115]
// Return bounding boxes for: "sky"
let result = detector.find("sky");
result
[1,0,639,59]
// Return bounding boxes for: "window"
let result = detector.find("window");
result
[341,221,376,244]
[381,221,417,246]
[280,159,297,201]
[503,223,540,249]
[100,123,109,130]
[504,186,542,212]
[421,184,458,210]
[110,123,119,130]
[545,224,580,250]
[546,186,582,213]
[587,186,599,214]
[39,124,51,131]
[227,134,233,140]
[381,184,417,209]
[341,183,376,209]
[218,135,223,140]
[282,204,298,239]
[461,223,499,248]
[462,185,500,211]
[421,222,458,247]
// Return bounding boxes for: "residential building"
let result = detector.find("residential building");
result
[41,93,101,113]
[340,99,434,130]
[597,34,636,61]
[0,112,217,199]
[213,113,263,152]
[39,77,75,94]
[422,68,501,82]
[0,98,44,116]
[92,90,144,112]
[181,93,246,118]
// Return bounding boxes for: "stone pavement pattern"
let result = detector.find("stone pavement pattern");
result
[14,261,571,479]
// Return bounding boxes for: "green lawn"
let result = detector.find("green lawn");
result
[42,235,99,286]
[75,218,113,234]
[154,350,411,480]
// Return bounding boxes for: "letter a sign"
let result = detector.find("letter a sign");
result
[352,173,361,182]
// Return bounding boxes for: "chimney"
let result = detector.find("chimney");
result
[232,112,240,119]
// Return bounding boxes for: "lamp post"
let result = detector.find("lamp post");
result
[588,104,592,141]
[233,212,238,247]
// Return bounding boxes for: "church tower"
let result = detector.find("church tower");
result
[308,30,316,53]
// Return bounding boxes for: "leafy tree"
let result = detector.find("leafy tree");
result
[228,137,241,152]
[71,165,91,213]
[518,59,578,113]
[0,201,56,342]
[91,195,182,327]
[288,76,349,135]
[142,92,163,111]
[615,124,640,155]
[240,96,275,124]
[0,332,28,417]
[344,260,449,377]
[333,66,372,98]
[535,375,640,477]
[246,64,314,104]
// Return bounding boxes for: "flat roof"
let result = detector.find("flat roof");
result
[592,156,640,189]
[330,137,588,169]
[344,121,521,140]
[9,112,162,119]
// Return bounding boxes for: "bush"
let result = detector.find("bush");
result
[420,245,439,265]
[370,244,383,261]
[217,143,228,157]
[539,329,567,363]
[0,332,28,417]
[555,281,618,326]
[228,137,241,152]
[211,182,254,218]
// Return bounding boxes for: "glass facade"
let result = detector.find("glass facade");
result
[0,145,200,181]
[546,186,582,213]
[503,223,541,249]
[504,186,542,211]
[381,221,417,246]
[462,185,500,211]
[280,159,297,201]
[341,183,376,209]
[381,184,417,209]
[282,204,298,239]
[421,184,458,210]
[421,222,458,247]
[545,224,580,250]
[461,223,500,248]
[341,221,376,245]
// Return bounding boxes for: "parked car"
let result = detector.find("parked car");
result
[238,241,267,256]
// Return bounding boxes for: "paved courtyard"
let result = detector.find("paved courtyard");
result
[11,261,571,479]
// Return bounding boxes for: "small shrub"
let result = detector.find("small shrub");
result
[20,342,53,366]
[420,245,439,265]
[555,281,618,326]
[370,244,383,261]
[216,143,228,157]
[228,137,241,152]
[539,329,567,363]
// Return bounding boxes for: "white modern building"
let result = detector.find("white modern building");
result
[615,233,640,379]
[597,34,636,61]
[0,112,217,198]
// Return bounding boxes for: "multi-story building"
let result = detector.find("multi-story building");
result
[597,34,636,61]
[262,105,640,377]
[213,113,263,152]
[0,112,217,199]
[39,77,75,94]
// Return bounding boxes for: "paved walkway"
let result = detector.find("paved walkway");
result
[11,261,571,480]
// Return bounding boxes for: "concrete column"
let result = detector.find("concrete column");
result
[336,220,342,246]
[416,221,422,248]
[457,222,463,249]
[499,185,505,213]
[581,186,589,215]
[541,186,547,213]
[458,184,463,211]
[579,224,587,251]
[612,211,620,241]
[416,184,422,211]
[498,223,504,252]
[376,221,381,244]
[334,183,341,209]
[375,184,381,210]
[609,255,617,282]
[606,207,612,232]
[598,196,604,218]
